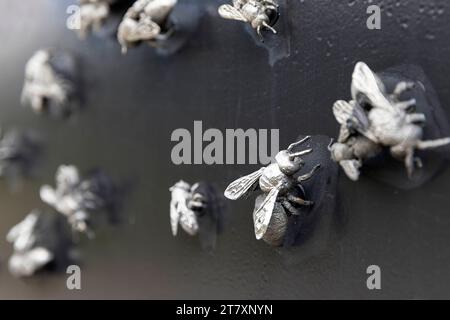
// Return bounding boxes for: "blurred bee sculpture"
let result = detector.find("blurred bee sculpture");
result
[0,128,42,187]
[218,0,279,40]
[76,0,115,38]
[224,137,320,246]
[117,0,178,54]
[6,210,73,277]
[21,49,80,118]
[40,165,120,237]
[170,180,224,248]
[329,62,450,181]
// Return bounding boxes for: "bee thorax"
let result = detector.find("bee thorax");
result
[259,164,291,193]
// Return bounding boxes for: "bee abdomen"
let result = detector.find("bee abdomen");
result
[253,194,287,246]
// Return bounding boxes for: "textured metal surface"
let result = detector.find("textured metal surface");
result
[0,0,450,299]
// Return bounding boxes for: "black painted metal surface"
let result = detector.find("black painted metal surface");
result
[0,0,450,299]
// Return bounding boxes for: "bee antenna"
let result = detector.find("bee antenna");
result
[289,148,312,159]
[262,21,277,34]
[287,136,311,152]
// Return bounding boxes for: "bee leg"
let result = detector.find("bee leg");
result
[415,157,423,168]
[256,26,264,42]
[404,148,415,178]
[280,199,301,215]
[396,99,417,112]
[297,164,321,183]
[406,112,426,124]
[417,137,450,150]
[262,21,277,34]
[156,26,175,41]
[287,194,313,206]
[392,81,415,97]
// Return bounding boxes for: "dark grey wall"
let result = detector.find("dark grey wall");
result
[0,0,450,299]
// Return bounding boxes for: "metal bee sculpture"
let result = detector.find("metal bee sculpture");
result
[6,210,73,277]
[170,180,224,248]
[117,0,178,54]
[21,49,80,118]
[224,137,320,246]
[0,128,42,186]
[329,62,450,181]
[76,0,114,38]
[218,0,279,40]
[170,180,201,236]
[40,165,120,237]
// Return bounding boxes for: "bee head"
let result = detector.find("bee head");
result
[276,136,314,175]
[188,183,208,214]
[275,150,305,176]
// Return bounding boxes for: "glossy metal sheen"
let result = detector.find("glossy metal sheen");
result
[117,0,178,54]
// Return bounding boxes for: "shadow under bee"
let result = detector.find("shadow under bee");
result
[194,182,227,251]
[244,0,291,66]
[280,135,339,248]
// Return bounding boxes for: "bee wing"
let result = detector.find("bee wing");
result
[224,168,264,200]
[170,198,183,236]
[333,100,378,142]
[6,213,38,245]
[179,210,199,236]
[351,62,394,111]
[218,5,248,22]
[253,186,280,240]
[333,100,354,125]
[337,125,351,143]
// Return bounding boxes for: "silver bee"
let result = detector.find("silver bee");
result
[7,210,74,277]
[40,165,117,236]
[330,62,450,180]
[0,128,41,182]
[6,211,55,277]
[77,0,113,38]
[169,180,207,236]
[117,0,178,54]
[218,0,279,40]
[21,49,78,117]
[224,137,320,242]
[6,212,53,277]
